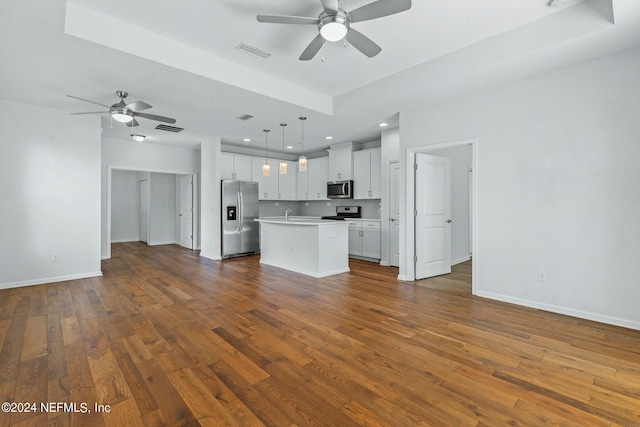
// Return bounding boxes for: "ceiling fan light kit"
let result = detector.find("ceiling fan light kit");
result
[257,0,412,61]
[130,134,145,142]
[112,109,133,123]
[319,10,348,42]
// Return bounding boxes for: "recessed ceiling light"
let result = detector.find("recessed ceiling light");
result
[325,136,333,140]
[379,122,388,127]
[243,138,251,142]
[286,145,293,149]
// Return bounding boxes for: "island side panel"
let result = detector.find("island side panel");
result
[259,222,320,276]
[318,225,350,275]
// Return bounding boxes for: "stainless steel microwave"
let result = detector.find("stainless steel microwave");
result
[327,180,353,199]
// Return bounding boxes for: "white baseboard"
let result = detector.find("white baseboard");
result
[259,259,349,278]
[110,238,139,243]
[452,255,471,266]
[199,252,222,261]
[476,290,640,331]
[0,271,103,290]
[148,241,178,246]
[397,274,411,281]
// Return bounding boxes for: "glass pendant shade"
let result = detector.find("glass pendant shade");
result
[298,155,308,171]
[262,129,270,176]
[298,116,308,172]
[279,123,287,174]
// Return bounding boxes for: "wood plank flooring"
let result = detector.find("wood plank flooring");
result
[1,242,640,426]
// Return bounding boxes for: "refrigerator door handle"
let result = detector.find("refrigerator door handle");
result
[238,192,244,232]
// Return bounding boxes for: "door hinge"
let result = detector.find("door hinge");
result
[413,209,417,217]
[414,255,418,263]
[414,163,418,171]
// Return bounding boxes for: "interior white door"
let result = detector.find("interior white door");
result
[139,178,150,244]
[389,162,400,267]
[179,175,193,249]
[415,153,451,279]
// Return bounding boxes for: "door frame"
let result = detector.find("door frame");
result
[386,160,400,267]
[179,174,196,250]
[139,178,150,244]
[106,165,198,260]
[402,138,478,294]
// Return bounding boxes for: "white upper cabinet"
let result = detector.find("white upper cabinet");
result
[353,148,381,199]
[297,163,309,200]
[298,156,329,200]
[308,157,329,200]
[277,160,297,200]
[328,146,353,181]
[251,157,278,200]
[221,153,252,181]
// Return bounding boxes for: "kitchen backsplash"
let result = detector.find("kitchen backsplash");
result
[259,199,381,219]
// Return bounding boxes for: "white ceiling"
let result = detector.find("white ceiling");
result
[1,0,640,155]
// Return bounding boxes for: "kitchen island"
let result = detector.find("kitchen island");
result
[254,217,351,278]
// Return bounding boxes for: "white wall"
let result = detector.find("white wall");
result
[0,100,102,289]
[400,47,640,329]
[101,137,200,258]
[149,173,176,245]
[380,128,400,265]
[111,170,140,242]
[200,139,222,260]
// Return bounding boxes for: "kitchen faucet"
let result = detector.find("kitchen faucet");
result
[285,208,292,221]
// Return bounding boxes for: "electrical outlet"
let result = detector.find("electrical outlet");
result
[51,253,60,262]
[275,202,279,206]
[537,270,547,282]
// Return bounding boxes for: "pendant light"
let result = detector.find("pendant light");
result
[279,123,288,174]
[298,117,308,172]
[262,129,271,176]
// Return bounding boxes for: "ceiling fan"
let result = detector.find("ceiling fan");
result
[66,91,176,127]
[257,0,412,61]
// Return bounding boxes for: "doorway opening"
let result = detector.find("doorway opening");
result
[106,166,198,260]
[404,138,477,293]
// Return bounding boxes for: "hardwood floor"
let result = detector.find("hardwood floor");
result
[1,242,640,426]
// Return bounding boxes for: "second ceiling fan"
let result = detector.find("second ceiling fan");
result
[257,0,412,61]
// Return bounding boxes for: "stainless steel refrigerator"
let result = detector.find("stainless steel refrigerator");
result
[221,180,260,258]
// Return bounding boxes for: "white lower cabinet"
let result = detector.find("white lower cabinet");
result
[348,220,381,260]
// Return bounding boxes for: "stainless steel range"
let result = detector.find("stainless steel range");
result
[321,206,361,221]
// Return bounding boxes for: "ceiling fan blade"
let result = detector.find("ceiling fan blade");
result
[126,119,140,128]
[70,111,108,115]
[299,34,324,61]
[346,29,382,58]
[348,0,412,23]
[66,95,110,109]
[320,0,339,13]
[257,15,319,25]
[126,100,152,112]
[134,112,176,124]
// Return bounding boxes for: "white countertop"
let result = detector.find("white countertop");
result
[256,216,353,225]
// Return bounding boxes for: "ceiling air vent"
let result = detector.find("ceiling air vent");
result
[235,42,272,60]
[155,124,184,133]
[237,114,254,121]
